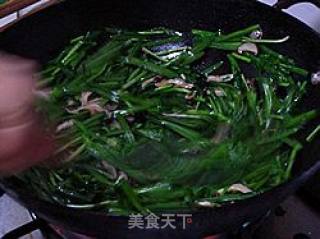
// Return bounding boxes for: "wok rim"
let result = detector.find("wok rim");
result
[1,0,319,215]
[0,0,320,236]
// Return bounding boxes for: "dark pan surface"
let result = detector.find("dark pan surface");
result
[1,0,320,238]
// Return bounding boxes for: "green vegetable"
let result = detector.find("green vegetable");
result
[19,25,317,215]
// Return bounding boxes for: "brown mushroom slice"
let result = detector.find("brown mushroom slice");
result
[142,77,157,89]
[214,88,225,97]
[185,91,197,100]
[100,161,118,180]
[196,201,217,208]
[66,91,106,115]
[66,103,105,115]
[155,78,194,89]
[228,184,253,194]
[250,30,263,39]
[207,74,234,83]
[80,91,92,105]
[238,42,258,55]
[311,71,320,85]
[56,120,74,133]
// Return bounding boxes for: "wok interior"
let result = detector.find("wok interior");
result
[1,0,320,211]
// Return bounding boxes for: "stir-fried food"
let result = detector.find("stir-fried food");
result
[18,25,317,214]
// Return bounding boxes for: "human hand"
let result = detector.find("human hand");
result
[0,53,55,175]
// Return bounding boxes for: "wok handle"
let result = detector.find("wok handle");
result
[273,0,320,9]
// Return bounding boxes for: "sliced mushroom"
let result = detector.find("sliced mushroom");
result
[250,30,263,40]
[207,74,234,83]
[67,99,76,106]
[214,88,225,97]
[155,78,194,89]
[66,103,105,115]
[238,42,258,55]
[142,77,157,89]
[155,79,170,88]
[168,78,194,89]
[196,201,217,208]
[80,91,94,106]
[56,120,74,133]
[100,161,118,180]
[311,71,320,85]
[127,116,135,123]
[66,91,106,115]
[115,171,129,184]
[185,91,197,100]
[118,171,129,181]
[228,184,252,194]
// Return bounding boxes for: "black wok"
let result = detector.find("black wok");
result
[1,0,320,238]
